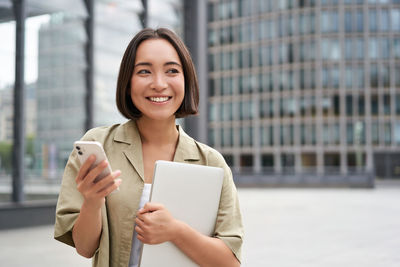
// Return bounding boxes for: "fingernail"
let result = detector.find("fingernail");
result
[115,178,122,185]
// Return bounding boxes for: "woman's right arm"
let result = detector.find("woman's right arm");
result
[72,155,121,258]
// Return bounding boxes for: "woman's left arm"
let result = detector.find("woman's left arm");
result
[135,202,240,267]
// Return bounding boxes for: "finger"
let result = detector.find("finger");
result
[140,202,164,213]
[93,170,121,192]
[136,233,145,243]
[75,155,96,182]
[136,212,148,223]
[135,225,144,235]
[84,160,109,185]
[97,178,122,197]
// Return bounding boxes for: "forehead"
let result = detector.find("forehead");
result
[135,38,181,64]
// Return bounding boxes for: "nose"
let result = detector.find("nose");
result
[150,73,167,91]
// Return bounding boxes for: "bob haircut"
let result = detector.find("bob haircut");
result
[116,28,199,119]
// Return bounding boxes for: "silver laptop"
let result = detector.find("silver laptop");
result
[139,160,224,267]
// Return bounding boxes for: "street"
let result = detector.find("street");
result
[1,183,399,267]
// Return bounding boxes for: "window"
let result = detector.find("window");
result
[391,9,400,31]
[223,154,234,166]
[384,123,391,145]
[324,153,340,167]
[323,124,330,144]
[381,9,390,31]
[207,2,215,22]
[381,65,390,87]
[301,124,306,145]
[260,126,274,146]
[346,95,353,116]
[221,101,233,121]
[261,154,274,167]
[302,153,316,167]
[209,128,216,147]
[371,95,379,115]
[370,64,379,88]
[396,94,400,115]
[345,11,352,32]
[345,39,353,59]
[311,124,317,145]
[358,95,365,115]
[356,10,363,32]
[372,122,379,145]
[221,127,233,147]
[394,39,400,59]
[396,65,400,87]
[347,153,366,167]
[381,38,390,59]
[347,123,354,144]
[331,67,340,88]
[240,154,253,168]
[321,11,339,33]
[209,78,216,96]
[383,94,391,115]
[345,66,353,88]
[353,38,364,59]
[240,126,253,146]
[356,66,365,88]
[369,10,378,32]
[369,38,379,59]
[281,153,295,168]
[395,122,400,145]
[209,103,217,121]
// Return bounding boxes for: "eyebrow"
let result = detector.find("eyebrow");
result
[134,61,182,68]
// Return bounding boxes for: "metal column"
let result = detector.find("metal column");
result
[183,0,208,144]
[84,0,94,131]
[12,0,26,203]
[140,0,148,28]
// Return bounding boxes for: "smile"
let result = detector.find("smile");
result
[147,96,171,103]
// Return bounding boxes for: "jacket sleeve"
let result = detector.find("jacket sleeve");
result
[53,148,84,247]
[210,152,244,263]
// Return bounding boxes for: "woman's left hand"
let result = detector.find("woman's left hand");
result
[135,202,180,244]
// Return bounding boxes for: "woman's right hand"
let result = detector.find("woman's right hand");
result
[75,155,122,210]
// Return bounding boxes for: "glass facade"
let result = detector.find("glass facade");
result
[0,0,15,201]
[208,0,400,177]
[0,0,183,203]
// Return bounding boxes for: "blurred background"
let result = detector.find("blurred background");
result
[0,0,400,266]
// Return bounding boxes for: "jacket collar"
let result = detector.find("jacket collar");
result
[113,120,201,181]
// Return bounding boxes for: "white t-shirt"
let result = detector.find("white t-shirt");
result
[129,183,152,267]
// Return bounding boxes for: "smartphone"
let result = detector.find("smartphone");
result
[74,141,113,183]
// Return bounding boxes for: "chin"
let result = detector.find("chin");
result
[142,113,176,122]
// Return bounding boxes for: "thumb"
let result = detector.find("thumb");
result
[139,202,164,214]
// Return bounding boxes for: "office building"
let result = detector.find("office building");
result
[207,0,400,181]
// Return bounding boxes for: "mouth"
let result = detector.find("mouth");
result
[147,96,172,103]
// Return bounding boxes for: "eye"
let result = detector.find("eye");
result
[166,68,180,74]
[137,69,151,75]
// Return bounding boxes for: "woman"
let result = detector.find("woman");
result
[54,28,243,267]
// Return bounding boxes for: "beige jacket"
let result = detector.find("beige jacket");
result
[54,120,243,267]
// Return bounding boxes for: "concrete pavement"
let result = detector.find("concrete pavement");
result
[1,183,400,267]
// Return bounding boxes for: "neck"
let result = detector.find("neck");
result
[136,116,179,145]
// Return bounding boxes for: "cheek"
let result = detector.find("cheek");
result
[173,77,185,96]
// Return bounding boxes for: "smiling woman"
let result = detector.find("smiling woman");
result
[54,28,243,267]
[116,28,199,121]
[129,38,185,122]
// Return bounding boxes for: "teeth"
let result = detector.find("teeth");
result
[149,97,169,103]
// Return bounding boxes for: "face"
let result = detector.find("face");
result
[130,38,185,122]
